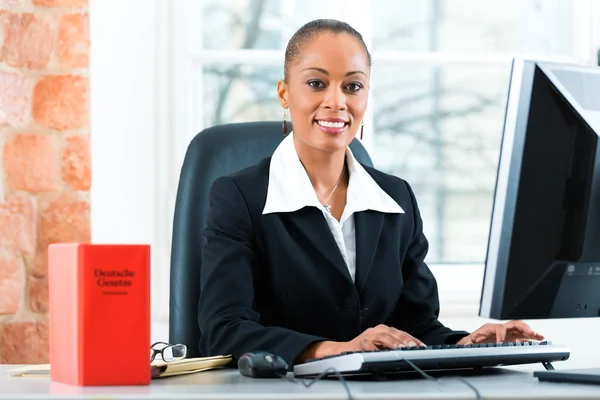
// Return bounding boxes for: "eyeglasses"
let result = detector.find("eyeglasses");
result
[150,342,187,362]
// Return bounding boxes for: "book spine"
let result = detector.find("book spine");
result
[49,243,82,385]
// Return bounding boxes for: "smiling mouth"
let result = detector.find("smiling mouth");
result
[314,119,349,135]
[315,120,348,128]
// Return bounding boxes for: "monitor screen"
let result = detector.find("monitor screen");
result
[479,59,600,320]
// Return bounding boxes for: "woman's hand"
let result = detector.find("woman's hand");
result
[297,324,425,363]
[457,320,544,345]
[344,324,425,351]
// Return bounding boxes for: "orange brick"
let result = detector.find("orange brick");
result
[3,133,61,192]
[0,0,23,6]
[0,11,53,69]
[0,320,49,364]
[0,194,36,253]
[32,75,88,131]
[29,247,47,278]
[57,13,89,68]
[29,277,48,312]
[0,71,33,128]
[39,193,90,250]
[32,0,87,7]
[0,249,23,314]
[62,135,90,190]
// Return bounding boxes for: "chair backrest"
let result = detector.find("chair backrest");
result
[168,121,373,357]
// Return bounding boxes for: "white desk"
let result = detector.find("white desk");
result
[2,364,600,399]
[2,318,600,399]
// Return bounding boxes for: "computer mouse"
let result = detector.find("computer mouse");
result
[237,350,289,378]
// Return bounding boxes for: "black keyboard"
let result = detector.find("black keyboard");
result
[293,341,570,377]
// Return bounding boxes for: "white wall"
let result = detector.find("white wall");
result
[89,0,171,340]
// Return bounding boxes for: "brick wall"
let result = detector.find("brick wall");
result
[0,0,90,364]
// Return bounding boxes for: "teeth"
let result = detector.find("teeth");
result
[317,120,346,128]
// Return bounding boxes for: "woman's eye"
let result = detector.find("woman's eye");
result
[307,80,324,89]
[346,82,362,92]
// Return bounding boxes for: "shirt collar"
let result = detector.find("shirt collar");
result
[262,131,404,216]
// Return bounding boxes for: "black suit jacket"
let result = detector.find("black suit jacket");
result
[197,157,469,366]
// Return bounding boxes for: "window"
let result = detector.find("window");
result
[156,0,598,320]
[89,1,596,326]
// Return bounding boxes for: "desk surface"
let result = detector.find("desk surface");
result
[3,318,600,399]
[2,364,600,399]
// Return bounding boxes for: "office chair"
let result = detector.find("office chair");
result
[168,121,374,357]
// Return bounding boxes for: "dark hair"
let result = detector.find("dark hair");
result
[283,19,372,82]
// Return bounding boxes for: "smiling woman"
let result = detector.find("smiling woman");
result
[276,21,371,211]
[195,18,544,369]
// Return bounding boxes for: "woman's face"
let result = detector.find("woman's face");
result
[278,32,370,153]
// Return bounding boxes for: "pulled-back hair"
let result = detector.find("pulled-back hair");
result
[283,19,372,82]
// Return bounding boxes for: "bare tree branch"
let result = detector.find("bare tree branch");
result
[212,0,268,124]
[202,4,245,44]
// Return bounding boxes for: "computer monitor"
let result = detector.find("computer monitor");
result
[479,58,600,320]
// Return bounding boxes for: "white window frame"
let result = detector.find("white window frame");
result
[90,0,599,328]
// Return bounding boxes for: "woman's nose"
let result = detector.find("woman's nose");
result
[323,87,347,110]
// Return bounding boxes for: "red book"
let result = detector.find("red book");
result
[48,243,151,386]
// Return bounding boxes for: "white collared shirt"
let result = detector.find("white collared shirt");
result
[262,132,404,282]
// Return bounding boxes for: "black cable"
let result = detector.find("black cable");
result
[455,377,483,400]
[399,359,482,400]
[277,367,353,400]
[281,358,482,400]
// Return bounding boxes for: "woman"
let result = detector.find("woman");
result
[197,19,544,367]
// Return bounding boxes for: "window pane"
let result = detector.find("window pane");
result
[371,64,511,263]
[201,62,513,264]
[202,63,281,126]
[372,0,576,55]
[201,0,337,50]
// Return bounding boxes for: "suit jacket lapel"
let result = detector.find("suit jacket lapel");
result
[284,207,354,285]
[354,210,385,295]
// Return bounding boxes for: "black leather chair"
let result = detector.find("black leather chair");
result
[168,121,373,357]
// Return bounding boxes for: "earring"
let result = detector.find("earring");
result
[282,108,289,136]
[360,120,364,140]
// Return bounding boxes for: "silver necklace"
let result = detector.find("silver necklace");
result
[315,166,346,214]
